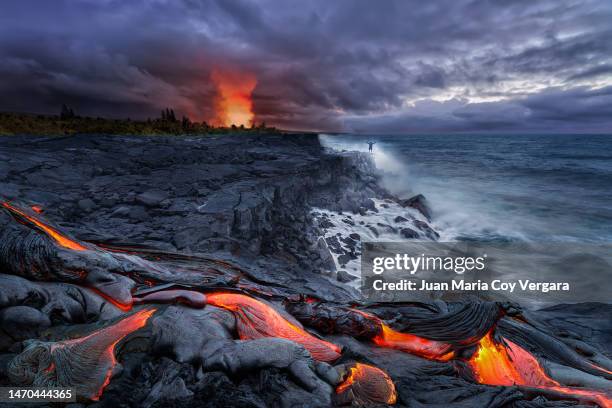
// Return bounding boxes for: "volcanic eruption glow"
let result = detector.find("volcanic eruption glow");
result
[469,333,612,408]
[206,293,341,362]
[211,69,256,127]
[2,201,87,251]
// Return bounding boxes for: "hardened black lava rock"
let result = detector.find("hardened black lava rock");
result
[0,134,611,407]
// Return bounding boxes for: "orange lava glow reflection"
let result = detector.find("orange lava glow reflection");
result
[336,363,397,405]
[207,293,341,362]
[469,333,611,408]
[211,69,256,127]
[2,202,87,251]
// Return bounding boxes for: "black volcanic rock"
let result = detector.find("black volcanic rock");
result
[136,190,168,207]
[400,227,419,239]
[413,219,440,240]
[1,134,610,408]
[400,194,432,221]
[337,270,357,283]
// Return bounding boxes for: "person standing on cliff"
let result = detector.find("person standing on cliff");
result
[367,141,376,152]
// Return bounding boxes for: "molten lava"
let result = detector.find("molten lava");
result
[8,308,157,401]
[373,323,455,361]
[211,69,256,127]
[2,202,87,251]
[470,333,611,408]
[588,361,612,376]
[206,293,341,362]
[352,309,454,361]
[87,308,156,400]
[90,287,133,312]
[335,363,397,405]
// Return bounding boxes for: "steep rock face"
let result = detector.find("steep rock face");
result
[256,150,389,272]
[0,134,387,276]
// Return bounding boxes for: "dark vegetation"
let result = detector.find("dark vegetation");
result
[0,105,278,136]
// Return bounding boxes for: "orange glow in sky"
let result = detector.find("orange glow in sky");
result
[211,69,257,127]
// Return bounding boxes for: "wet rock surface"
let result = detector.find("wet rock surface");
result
[0,134,611,407]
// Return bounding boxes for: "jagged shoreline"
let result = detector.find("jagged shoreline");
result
[0,133,433,294]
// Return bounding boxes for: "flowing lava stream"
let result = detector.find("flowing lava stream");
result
[469,333,612,408]
[90,308,156,400]
[207,293,341,362]
[43,308,156,401]
[372,323,455,361]
[352,309,454,361]
[1,201,87,251]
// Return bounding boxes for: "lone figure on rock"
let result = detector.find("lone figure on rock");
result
[367,141,376,153]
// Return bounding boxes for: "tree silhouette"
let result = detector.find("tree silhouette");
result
[60,104,75,119]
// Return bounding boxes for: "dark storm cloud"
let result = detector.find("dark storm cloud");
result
[1,0,611,132]
[345,86,612,133]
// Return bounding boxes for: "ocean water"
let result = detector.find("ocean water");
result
[319,133,612,243]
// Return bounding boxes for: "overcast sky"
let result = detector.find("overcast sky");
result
[1,0,611,133]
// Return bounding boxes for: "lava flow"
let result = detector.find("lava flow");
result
[373,323,455,361]
[90,287,134,312]
[31,204,43,213]
[1,201,87,251]
[469,332,612,408]
[353,309,454,361]
[8,308,156,401]
[88,308,157,400]
[211,69,257,127]
[207,293,341,362]
[335,363,397,405]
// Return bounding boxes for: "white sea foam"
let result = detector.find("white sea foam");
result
[319,133,531,242]
[312,199,431,286]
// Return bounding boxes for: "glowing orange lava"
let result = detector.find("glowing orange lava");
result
[211,69,256,127]
[2,202,87,251]
[46,308,155,401]
[207,293,341,362]
[373,323,455,361]
[352,309,454,361]
[469,333,611,408]
[336,363,397,405]
[90,308,156,400]
[90,287,133,312]
[588,361,612,376]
